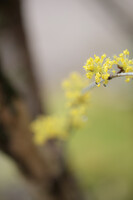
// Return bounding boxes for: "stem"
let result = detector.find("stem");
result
[82,72,133,94]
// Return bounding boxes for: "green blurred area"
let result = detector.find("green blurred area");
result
[0,84,133,200]
[67,104,133,200]
[50,83,133,200]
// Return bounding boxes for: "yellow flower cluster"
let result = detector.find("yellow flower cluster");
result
[31,115,67,145]
[113,49,133,82]
[31,50,133,145]
[83,49,133,86]
[62,72,90,128]
[31,72,90,145]
[69,106,88,128]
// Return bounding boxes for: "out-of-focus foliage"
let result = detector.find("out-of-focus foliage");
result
[31,72,90,144]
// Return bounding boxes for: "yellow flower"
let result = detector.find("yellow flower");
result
[102,73,110,80]
[31,72,90,145]
[97,83,100,87]
[86,72,93,79]
[94,55,100,63]
[69,106,87,127]
[83,49,133,86]
[95,73,101,83]
[112,69,116,74]
[62,72,90,128]
[125,77,130,82]
[31,115,67,145]
[62,72,90,107]
[113,50,133,82]
[119,53,123,57]
[123,49,129,55]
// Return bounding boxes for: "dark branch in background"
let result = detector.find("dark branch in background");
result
[0,68,85,200]
[0,1,85,199]
[0,0,45,118]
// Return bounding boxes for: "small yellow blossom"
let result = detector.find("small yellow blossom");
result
[31,115,67,144]
[83,49,133,85]
[86,72,93,79]
[112,69,116,74]
[62,72,90,128]
[95,72,101,83]
[97,83,100,87]
[69,106,87,127]
[125,77,130,82]
[119,53,123,57]
[123,49,129,55]
[102,73,110,80]
[113,49,133,81]
[62,72,90,107]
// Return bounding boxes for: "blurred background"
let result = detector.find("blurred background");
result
[0,0,133,199]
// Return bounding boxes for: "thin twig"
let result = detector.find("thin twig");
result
[82,72,133,94]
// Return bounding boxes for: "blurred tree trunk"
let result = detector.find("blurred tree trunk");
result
[0,68,85,200]
[0,1,85,200]
[0,0,44,118]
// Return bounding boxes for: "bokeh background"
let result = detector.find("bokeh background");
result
[0,0,133,199]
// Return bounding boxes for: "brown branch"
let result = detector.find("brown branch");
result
[0,0,46,117]
[0,69,85,200]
